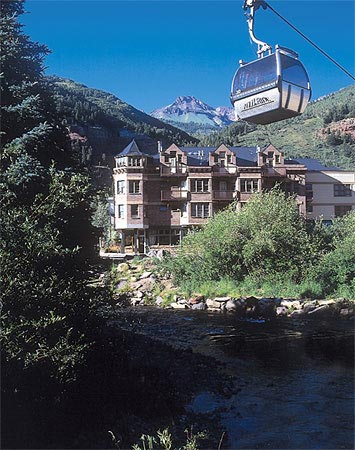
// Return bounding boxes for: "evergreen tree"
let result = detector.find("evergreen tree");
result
[0,0,106,419]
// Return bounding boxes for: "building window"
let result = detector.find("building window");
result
[191,179,209,193]
[118,204,125,218]
[275,154,280,164]
[131,204,139,218]
[159,205,168,212]
[334,205,352,217]
[214,154,219,163]
[227,154,232,164]
[306,203,313,213]
[116,180,125,194]
[181,202,187,217]
[129,180,140,194]
[191,203,210,218]
[240,179,259,193]
[334,184,352,197]
[128,157,141,167]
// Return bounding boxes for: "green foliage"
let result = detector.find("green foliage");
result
[199,85,355,170]
[311,212,355,298]
[0,0,108,393]
[160,190,355,299]
[132,428,207,450]
[162,189,316,287]
[48,76,198,153]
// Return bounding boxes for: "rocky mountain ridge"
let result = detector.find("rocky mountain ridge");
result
[151,95,235,133]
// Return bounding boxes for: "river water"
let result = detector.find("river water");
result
[116,307,354,449]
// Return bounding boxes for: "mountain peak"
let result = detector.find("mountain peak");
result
[151,96,234,133]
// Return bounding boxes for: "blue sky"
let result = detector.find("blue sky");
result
[22,1,354,112]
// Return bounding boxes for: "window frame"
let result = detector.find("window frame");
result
[116,180,125,194]
[117,204,125,218]
[191,203,210,218]
[334,184,352,197]
[191,179,209,193]
[240,179,259,193]
[130,204,139,218]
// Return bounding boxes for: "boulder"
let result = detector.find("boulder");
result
[276,306,288,316]
[281,299,302,310]
[259,298,277,318]
[117,262,130,273]
[206,298,222,309]
[189,295,205,305]
[225,299,246,314]
[170,302,188,309]
[214,297,231,303]
[318,299,337,306]
[115,280,128,291]
[302,300,319,313]
[307,304,333,318]
[339,308,354,317]
[289,309,306,318]
[133,290,144,299]
[130,297,141,306]
[192,302,207,310]
[156,296,164,307]
[139,271,152,279]
[133,277,156,292]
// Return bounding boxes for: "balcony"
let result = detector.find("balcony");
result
[212,190,235,201]
[239,192,254,202]
[262,166,287,177]
[160,165,187,176]
[161,188,188,201]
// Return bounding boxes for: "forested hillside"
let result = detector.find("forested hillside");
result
[200,85,355,169]
[47,76,197,166]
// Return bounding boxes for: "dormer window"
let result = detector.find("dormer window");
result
[128,156,141,167]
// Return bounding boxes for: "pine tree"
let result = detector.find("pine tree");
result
[0,0,106,406]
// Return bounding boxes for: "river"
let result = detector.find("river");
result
[115,307,354,449]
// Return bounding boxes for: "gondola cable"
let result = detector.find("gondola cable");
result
[264,1,355,81]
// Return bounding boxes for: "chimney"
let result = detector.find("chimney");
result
[157,141,163,153]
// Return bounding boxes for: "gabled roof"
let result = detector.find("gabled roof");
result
[230,146,258,166]
[181,147,216,166]
[292,158,342,171]
[118,139,144,156]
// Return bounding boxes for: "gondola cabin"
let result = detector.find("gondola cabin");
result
[231,45,311,125]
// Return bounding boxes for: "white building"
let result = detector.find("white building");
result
[299,159,355,221]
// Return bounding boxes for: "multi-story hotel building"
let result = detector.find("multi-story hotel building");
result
[112,139,327,253]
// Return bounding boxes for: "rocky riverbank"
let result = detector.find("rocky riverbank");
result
[109,259,354,321]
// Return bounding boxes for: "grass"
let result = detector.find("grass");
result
[178,276,328,300]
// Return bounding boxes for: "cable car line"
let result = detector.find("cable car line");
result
[230,0,353,125]
[264,1,355,81]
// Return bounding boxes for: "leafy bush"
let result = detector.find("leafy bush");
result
[161,189,317,287]
[312,211,355,298]
[160,191,355,299]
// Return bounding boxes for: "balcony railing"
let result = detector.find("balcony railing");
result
[161,189,188,201]
[160,165,187,176]
[262,166,287,177]
[212,190,235,201]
